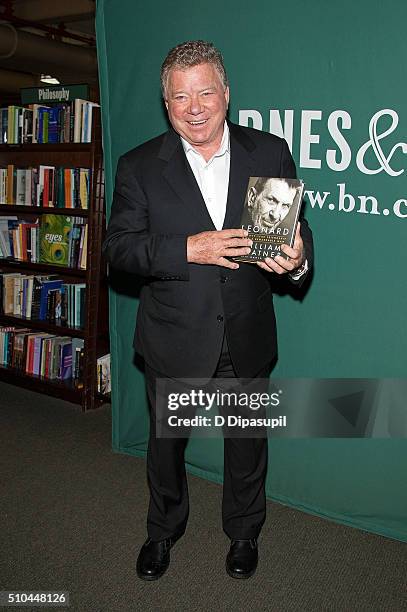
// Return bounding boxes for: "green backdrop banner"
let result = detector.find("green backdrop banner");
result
[95,0,407,542]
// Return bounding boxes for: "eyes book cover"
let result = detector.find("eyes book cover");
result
[39,214,73,266]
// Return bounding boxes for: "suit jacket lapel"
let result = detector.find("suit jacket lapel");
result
[159,123,257,232]
[159,128,216,231]
[222,121,256,230]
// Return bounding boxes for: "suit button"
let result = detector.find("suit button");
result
[217,315,224,322]
[220,276,227,283]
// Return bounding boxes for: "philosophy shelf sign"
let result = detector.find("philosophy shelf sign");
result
[21,84,90,105]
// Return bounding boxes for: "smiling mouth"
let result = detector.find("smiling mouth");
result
[187,119,208,125]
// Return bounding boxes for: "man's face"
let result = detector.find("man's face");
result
[248,179,296,229]
[165,62,229,157]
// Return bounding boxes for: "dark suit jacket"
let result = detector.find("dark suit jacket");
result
[103,121,313,378]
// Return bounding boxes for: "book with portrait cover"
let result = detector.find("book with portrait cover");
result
[233,177,305,263]
[39,214,73,266]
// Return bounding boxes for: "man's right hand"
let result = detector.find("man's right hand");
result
[187,229,252,270]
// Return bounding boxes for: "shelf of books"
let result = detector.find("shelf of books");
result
[0,98,110,410]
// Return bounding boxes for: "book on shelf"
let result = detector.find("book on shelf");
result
[97,353,111,395]
[11,328,32,370]
[74,99,100,143]
[0,106,27,145]
[0,108,7,143]
[0,100,99,144]
[59,340,73,380]
[0,324,83,382]
[0,271,86,327]
[39,278,63,320]
[0,164,91,208]
[65,283,86,328]
[39,215,72,266]
[0,218,40,261]
[233,176,305,263]
[0,213,89,268]
[72,337,84,385]
[0,216,17,257]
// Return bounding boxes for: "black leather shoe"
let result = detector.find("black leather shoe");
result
[226,538,258,579]
[136,536,179,581]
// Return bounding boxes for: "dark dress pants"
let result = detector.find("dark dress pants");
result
[144,333,269,541]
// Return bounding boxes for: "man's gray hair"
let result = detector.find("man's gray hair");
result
[160,40,228,98]
[253,177,295,194]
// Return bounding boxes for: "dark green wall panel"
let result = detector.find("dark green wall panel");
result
[96,0,407,542]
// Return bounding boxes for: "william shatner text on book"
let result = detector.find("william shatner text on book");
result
[233,177,305,263]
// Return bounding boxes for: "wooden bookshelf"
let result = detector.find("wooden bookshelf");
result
[0,362,83,403]
[0,143,93,153]
[0,107,109,410]
[0,313,85,337]
[0,205,89,217]
[0,259,87,277]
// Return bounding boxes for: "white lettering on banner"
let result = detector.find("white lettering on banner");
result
[304,183,405,218]
[300,111,322,169]
[269,110,294,152]
[306,190,330,209]
[238,110,263,131]
[337,183,355,213]
[393,199,407,218]
[238,108,407,176]
[356,109,407,176]
[326,111,352,171]
[357,195,380,216]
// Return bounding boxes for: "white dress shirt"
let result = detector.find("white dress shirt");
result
[181,122,230,230]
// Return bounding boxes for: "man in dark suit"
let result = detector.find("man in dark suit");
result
[103,40,313,581]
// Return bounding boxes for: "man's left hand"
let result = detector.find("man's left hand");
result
[256,222,304,275]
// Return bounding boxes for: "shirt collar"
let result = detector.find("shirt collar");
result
[181,121,230,160]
